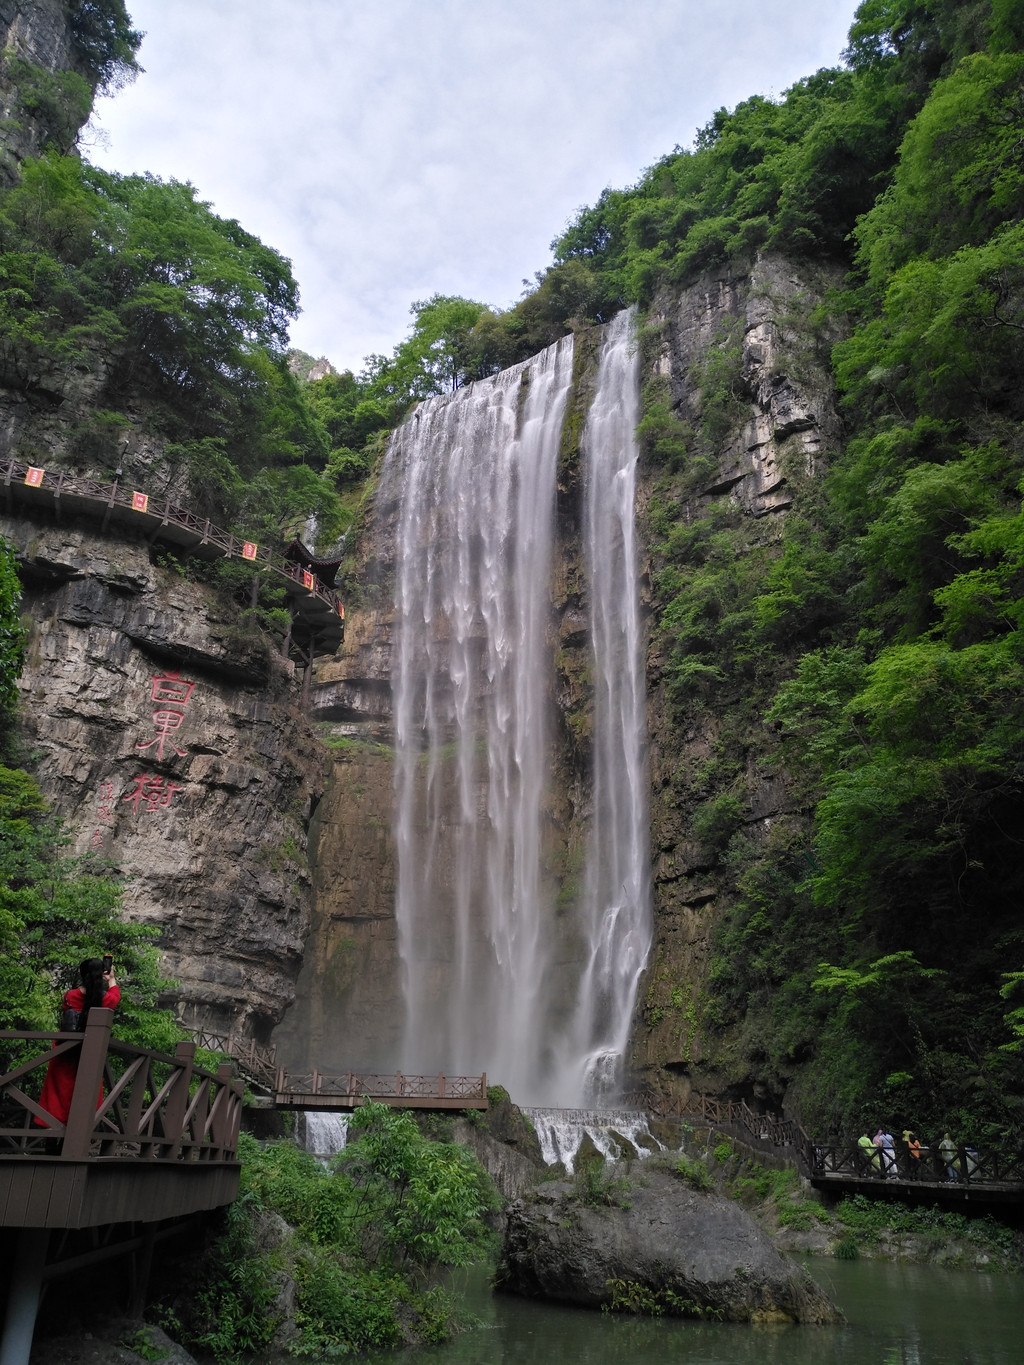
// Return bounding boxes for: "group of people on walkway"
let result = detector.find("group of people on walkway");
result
[855,1127,979,1182]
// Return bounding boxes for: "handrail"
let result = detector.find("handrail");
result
[1,456,345,622]
[622,1090,809,1150]
[186,1028,278,1093]
[275,1069,488,1105]
[806,1140,1024,1187]
[0,1011,243,1163]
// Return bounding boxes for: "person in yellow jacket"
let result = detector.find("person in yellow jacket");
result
[858,1132,881,1173]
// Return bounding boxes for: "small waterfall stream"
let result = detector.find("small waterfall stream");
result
[303,1111,350,1159]
[524,1107,663,1174]
[385,310,650,1106]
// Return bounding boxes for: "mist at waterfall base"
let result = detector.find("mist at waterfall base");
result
[382,312,650,1106]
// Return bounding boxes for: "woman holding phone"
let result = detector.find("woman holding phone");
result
[36,956,119,1127]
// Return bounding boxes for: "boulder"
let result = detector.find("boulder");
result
[495,1166,841,1323]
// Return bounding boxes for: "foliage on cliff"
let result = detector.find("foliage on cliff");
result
[177,1110,498,1359]
[615,0,1024,1140]
[0,762,184,1052]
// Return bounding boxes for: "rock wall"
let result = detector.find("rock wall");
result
[631,254,843,1104]
[3,512,329,1039]
[0,1,89,179]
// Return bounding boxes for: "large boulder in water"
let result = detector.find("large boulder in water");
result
[495,1166,840,1323]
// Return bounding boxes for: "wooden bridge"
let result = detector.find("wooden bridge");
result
[187,1028,489,1113]
[805,1140,1024,1203]
[2,456,345,662]
[0,1010,243,1365]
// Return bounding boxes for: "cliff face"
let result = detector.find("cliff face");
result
[633,254,842,1105]
[3,512,329,1039]
[0,1,91,178]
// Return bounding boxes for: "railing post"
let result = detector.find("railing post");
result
[226,1079,244,1153]
[210,1064,235,1152]
[481,1071,487,1102]
[61,1009,114,1159]
[161,1040,196,1159]
[395,1071,404,1097]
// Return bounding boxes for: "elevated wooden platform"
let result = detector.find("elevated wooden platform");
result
[0,1012,243,1365]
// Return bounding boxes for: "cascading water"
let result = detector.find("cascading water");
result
[385,309,650,1105]
[559,308,652,1102]
[303,1111,350,1159]
[524,1107,663,1174]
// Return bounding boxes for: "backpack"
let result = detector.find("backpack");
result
[60,1005,82,1032]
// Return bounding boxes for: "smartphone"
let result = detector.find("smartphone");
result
[102,954,113,974]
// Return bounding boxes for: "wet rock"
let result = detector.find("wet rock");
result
[496,1166,841,1323]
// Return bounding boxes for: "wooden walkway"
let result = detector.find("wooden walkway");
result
[0,1010,243,1365]
[2,456,344,661]
[186,1029,489,1113]
[274,1069,489,1111]
[806,1141,1024,1203]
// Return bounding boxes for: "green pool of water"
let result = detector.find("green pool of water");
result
[365,1256,1024,1364]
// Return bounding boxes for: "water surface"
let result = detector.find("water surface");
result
[367,1258,1024,1364]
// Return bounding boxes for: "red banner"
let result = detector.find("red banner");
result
[242,541,258,561]
[131,491,149,513]
[24,466,44,487]
[302,569,315,590]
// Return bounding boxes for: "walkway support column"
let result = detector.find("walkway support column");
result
[0,1228,49,1365]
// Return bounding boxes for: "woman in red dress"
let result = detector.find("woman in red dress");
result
[37,957,120,1127]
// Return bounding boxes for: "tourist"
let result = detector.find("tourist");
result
[939,1132,959,1182]
[36,957,120,1127]
[902,1129,923,1178]
[875,1128,898,1179]
[858,1131,880,1174]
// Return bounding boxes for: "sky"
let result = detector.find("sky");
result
[90,0,861,374]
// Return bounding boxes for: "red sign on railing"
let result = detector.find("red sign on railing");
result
[242,541,258,561]
[24,466,44,487]
[302,569,314,590]
[132,491,149,512]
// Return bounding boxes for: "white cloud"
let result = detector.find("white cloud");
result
[91,0,859,371]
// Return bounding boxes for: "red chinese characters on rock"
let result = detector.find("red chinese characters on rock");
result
[122,772,182,816]
[122,670,196,823]
[90,779,115,848]
[135,670,196,762]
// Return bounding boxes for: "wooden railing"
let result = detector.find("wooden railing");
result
[187,1028,278,1093]
[2,457,344,620]
[275,1069,489,1110]
[807,1140,1024,1188]
[622,1090,807,1150]
[0,1010,243,1163]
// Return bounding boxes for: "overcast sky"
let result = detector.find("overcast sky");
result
[90,1,860,374]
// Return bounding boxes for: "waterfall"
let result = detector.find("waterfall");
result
[303,1111,350,1159]
[524,1107,663,1174]
[560,308,652,1102]
[386,309,649,1106]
